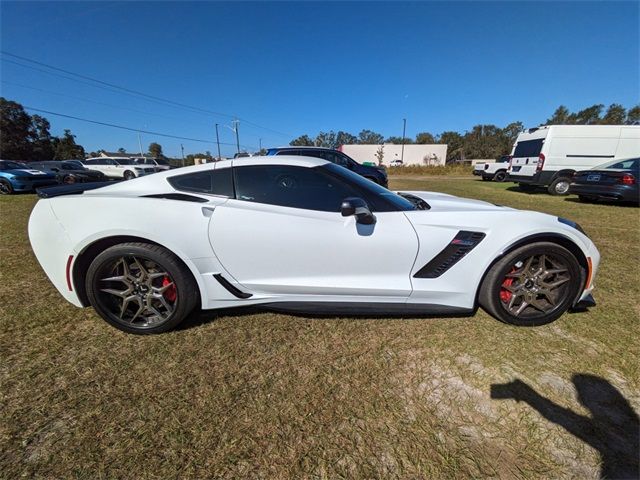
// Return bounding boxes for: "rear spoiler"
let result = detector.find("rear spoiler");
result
[36,181,110,199]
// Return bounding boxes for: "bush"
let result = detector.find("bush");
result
[387,164,473,176]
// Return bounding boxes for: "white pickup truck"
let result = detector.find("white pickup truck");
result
[473,156,510,181]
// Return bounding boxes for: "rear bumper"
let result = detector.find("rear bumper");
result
[569,183,639,202]
[506,171,554,186]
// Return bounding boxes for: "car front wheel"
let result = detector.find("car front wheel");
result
[548,177,572,195]
[493,171,507,182]
[479,242,582,326]
[0,179,14,195]
[85,242,199,334]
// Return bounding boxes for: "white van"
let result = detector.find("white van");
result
[506,125,640,195]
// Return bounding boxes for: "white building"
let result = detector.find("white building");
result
[339,144,448,167]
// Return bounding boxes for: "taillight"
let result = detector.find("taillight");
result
[536,153,545,173]
[620,174,636,185]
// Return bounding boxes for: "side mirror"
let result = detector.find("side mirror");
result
[341,197,376,225]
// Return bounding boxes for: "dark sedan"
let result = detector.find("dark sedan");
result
[569,158,639,204]
[29,161,107,184]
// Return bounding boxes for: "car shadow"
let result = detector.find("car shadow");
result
[178,306,475,330]
[505,186,547,194]
[563,197,639,208]
[491,375,639,479]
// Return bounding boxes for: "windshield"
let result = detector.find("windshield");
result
[155,158,169,165]
[62,162,85,170]
[114,159,136,165]
[322,163,416,211]
[0,161,27,170]
[597,158,639,170]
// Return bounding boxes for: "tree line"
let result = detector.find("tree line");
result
[0,98,86,160]
[290,103,640,162]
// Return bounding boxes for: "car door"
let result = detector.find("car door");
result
[208,163,419,298]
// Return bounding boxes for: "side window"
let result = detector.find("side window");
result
[233,165,356,212]
[168,167,234,197]
[335,153,352,167]
[276,149,299,156]
[146,159,154,165]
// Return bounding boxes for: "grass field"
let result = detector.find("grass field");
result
[1,177,639,479]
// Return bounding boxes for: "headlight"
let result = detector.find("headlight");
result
[558,217,587,236]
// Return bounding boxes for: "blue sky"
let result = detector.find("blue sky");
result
[1,1,638,157]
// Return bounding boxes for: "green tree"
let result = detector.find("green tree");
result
[574,104,604,125]
[54,129,85,160]
[415,132,436,144]
[335,131,357,147]
[601,104,626,124]
[546,106,573,125]
[290,134,314,146]
[0,97,34,159]
[314,131,337,148]
[438,131,464,162]
[30,114,55,160]
[357,129,384,144]
[385,136,413,144]
[626,105,640,124]
[148,142,163,158]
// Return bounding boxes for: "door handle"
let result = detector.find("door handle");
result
[201,206,215,217]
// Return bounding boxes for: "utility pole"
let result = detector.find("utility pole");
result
[259,138,262,153]
[180,144,185,167]
[232,119,240,155]
[215,124,222,160]
[137,132,144,158]
[401,118,407,164]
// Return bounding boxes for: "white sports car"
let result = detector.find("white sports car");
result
[29,156,599,334]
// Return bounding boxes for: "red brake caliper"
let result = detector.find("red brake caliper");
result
[500,268,516,303]
[162,276,177,302]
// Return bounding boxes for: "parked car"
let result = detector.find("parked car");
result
[29,161,107,184]
[475,156,510,181]
[0,160,57,194]
[569,157,639,204]
[507,125,640,195]
[133,157,173,171]
[83,157,157,180]
[266,146,388,187]
[29,155,599,334]
[390,159,404,167]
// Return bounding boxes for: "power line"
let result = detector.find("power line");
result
[1,51,293,138]
[1,80,184,122]
[21,105,250,147]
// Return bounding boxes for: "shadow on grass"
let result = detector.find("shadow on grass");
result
[505,186,547,195]
[178,306,475,330]
[563,197,639,208]
[491,375,639,479]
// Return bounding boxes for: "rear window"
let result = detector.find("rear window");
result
[513,139,544,158]
[168,167,234,197]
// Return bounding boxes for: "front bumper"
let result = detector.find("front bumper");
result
[12,179,58,192]
[571,294,596,311]
[472,170,482,176]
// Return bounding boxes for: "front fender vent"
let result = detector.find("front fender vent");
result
[414,231,485,279]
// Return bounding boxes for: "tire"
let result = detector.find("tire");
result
[479,242,582,327]
[493,171,507,182]
[123,170,136,180]
[85,242,199,334]
[0,179,14,195]
[548,177,572,196]
[518,183,537,192]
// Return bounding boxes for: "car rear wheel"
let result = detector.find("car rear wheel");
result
[548,177,571,195]
[493,171,507,182]
[479,242,582,326]
[0,179,14,195]
[85,242,199,334]
[63,175,76,184]
[123,170,136,180]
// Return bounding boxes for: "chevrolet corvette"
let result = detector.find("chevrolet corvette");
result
[29,156,599,334]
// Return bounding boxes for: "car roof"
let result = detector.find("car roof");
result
[270,146,337,151]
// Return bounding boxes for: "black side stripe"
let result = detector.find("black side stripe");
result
[213,274,253,299]
[414,231,485,279]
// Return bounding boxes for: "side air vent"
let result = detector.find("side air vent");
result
[213,274,252,299]
[414,231,486,279]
